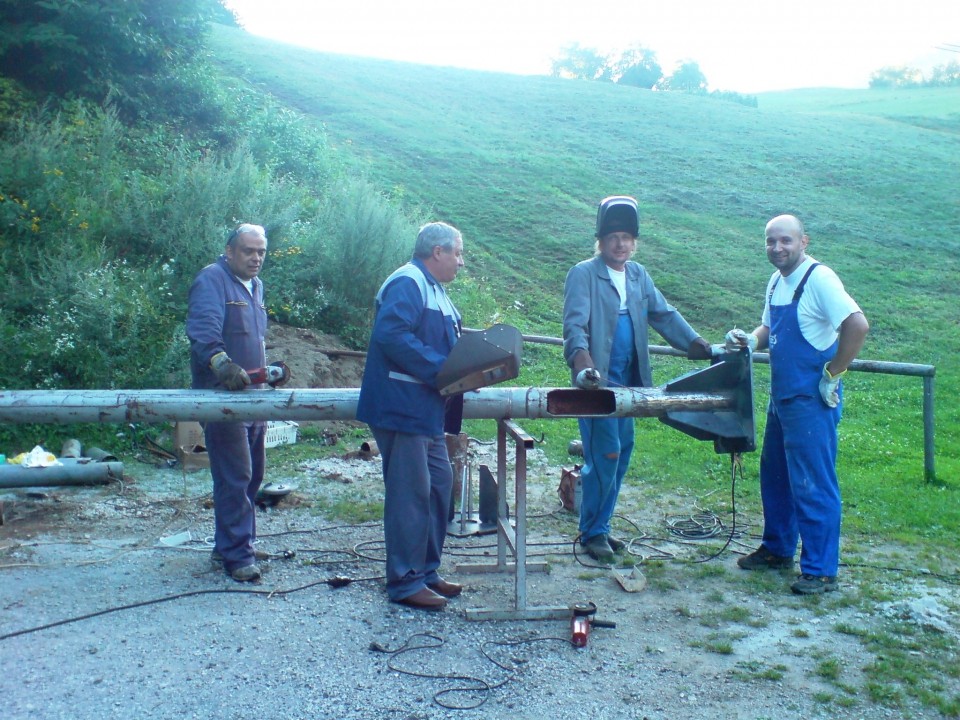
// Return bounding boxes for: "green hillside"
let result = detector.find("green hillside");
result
[211,25,960,492]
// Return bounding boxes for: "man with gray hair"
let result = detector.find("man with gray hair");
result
[187,223,275,582]
[357,222,466,610]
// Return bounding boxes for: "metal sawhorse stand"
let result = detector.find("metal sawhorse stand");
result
[459,419,570,622]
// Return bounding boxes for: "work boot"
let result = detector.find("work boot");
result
[791,574,839,595]
[211,549,270,569]
[230,564,262,582]
[582,535,615,564]
[607,535,627,553]
[737,546,794,570]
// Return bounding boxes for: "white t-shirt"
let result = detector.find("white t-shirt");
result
[761,257,861,351]
[608,267,628,311]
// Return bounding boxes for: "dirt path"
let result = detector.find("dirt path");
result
[2,438,957,720]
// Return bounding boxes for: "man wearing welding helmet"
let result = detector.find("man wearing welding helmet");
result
[563,196,714,563]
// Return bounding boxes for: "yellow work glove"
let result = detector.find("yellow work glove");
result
[819,363,844,408]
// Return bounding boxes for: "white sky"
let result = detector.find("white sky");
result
[223,0,959,93]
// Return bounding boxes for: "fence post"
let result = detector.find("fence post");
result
[923,375,936,482]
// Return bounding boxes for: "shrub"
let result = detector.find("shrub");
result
[1,254,189,390]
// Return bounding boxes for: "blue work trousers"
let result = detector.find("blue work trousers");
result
[578,312,636,542]
[204,420,266,571]
[372,428,453,601]
[759,396,842,576]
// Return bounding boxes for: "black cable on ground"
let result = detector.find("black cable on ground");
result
[687,453,742,564]
[0,570,385,642]
[839,562,960,585]
[369,631,572,710]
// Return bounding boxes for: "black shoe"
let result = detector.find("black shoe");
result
[737,546,794,570]
[582,535,615,563]
[791,574,839,595]
[607,535,627,553]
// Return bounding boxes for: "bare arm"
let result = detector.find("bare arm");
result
[750,325,770,351]
[826,312,869,376]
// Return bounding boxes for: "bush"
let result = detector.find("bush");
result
[0,94,422,394]
[0,254,189,390]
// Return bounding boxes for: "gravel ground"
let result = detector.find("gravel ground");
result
[2,442,957,720]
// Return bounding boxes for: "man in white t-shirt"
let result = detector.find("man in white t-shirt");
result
[726,214,869,594]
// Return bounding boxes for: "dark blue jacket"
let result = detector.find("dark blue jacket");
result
[356,259,461,435]
[186,256,267,390]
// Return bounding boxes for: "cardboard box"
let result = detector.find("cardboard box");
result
[174,422,205,450]
[172,421,296,468]
[174,422,209,470]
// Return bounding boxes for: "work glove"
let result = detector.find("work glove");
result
[686,337,713,360]
[724,329,758,352]
[210,352,251,391]
[575,368,602,390]
[820,363,844,408]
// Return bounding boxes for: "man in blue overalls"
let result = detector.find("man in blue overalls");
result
[726,214,868,594]
[187,223,277,583]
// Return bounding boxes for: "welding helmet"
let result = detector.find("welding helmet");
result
[595,196,639,238]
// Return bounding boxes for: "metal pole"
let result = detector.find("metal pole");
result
[923,375,936,481]
[0,460,123,489]
[0,386,736,425]
[466,328,938,482]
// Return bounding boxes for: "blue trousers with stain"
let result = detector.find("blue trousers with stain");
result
[204,420,266,572]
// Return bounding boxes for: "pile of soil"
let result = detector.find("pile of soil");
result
[265,323,366,390]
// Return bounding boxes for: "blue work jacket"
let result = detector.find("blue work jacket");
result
[356,258,461,436]
[186,256,267,390]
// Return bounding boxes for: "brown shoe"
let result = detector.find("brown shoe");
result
[427,580,463,598]
[395,587,447,611]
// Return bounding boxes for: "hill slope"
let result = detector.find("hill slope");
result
[210,26,959,483]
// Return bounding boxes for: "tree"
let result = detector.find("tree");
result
[868,65,922,89]
[0,0,229,100]
[658,61,708,94]
[611,45,662,89]
[550,43,611,81]
[928,60,960,87]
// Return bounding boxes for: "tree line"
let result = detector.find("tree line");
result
[553,41,960,98]
[550,43,758,108]
[869,61,960,89]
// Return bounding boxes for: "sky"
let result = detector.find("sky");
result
[223,0,959,94]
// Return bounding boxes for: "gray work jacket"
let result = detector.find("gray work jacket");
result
[562,255,700,387]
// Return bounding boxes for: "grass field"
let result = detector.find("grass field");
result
[209,26,960,547]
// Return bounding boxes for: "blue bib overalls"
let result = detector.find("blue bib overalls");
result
[578,312,636,542]
[760,265,843,577]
